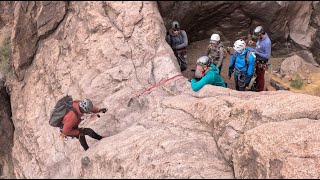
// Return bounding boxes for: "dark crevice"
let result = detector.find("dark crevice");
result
[0,82,14,178]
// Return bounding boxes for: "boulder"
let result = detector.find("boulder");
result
[294,50,320,67]
[233,119,320,178]
[280,55,320,75]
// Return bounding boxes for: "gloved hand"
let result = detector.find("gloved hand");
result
[99,108,108,113]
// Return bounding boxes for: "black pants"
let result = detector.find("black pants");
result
[78,128,103,151]
[234,74,246,91]
[63,128,103,151]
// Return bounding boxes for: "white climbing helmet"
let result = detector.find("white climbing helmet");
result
[233,39,246,52]
[196,56,210,66]
[79,98,93,113]
[210,33,220,42]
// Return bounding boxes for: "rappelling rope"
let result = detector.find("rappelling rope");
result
[136,74,183,97]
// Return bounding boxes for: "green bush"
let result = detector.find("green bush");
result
[290,75,304,89]
[0,35,12,77]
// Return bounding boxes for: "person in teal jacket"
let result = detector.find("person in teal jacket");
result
[191,56,227,92]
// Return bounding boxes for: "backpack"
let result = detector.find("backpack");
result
[233,48,255,73]
[49,95,81,127]
[215,43,228,58]
[215,44,228,58]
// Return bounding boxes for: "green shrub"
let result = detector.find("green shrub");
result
[290,75,304,89]
[0,35,12,77]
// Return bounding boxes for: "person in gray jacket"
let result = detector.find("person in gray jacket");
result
[166,20,188,71]
[206,33,225,75]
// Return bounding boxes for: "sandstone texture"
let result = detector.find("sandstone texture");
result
[0,1,319,179]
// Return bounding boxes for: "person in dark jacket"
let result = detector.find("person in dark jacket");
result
[166,20,188,71]
[61,98,107,151]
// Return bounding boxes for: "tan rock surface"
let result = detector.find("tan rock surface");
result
[11,1,67,81]
[10,1,232,178]
[2,1,320,179]
[233,119,320,178]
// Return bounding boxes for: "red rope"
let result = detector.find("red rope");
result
[138,74,183,96]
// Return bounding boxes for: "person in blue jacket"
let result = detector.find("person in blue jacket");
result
[191,56,227,92]
[228,39,256,91]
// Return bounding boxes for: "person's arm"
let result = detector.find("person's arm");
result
[92,106,108,113]
[165,33,171,46]
[229,53,236,68]
[92,106,99,113]
[256,41,271,59]
[247,53,256,76]
[228,54,236,78]
[175,30,188,49]
[191,73,212,92]
[61,115,80,137]
[216,46,224,68]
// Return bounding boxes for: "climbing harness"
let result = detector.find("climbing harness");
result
[247,73,257,90]
[176,50,187,71]
[237,73,247,88]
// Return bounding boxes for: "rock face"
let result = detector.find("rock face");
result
[233,119,320,178]
[158,1,320,65]
[11,1,67,81]
[0,1,14,28]
[2,1,320,179]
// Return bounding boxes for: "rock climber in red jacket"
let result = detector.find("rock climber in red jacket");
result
[61,98,107,151]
